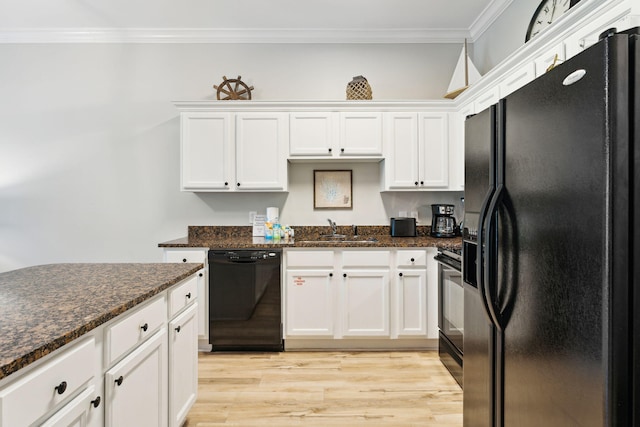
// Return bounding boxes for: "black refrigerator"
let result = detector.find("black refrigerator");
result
[462,27,639,427]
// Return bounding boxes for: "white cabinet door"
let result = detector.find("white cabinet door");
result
[498,62,535,98]
[341,270,390,337]
[168,304,198,427]
[289,112,336,156]
[40,385,100,427]
[339,112,383,156]
[235,113,289,191]
[395,269,427,337]
[418,113,449,188]
[384,113,420,189]
[195,269,208,341]
[180,112,233,191]
[474,86,500,114]
[285,270,335,336]
[105,328,168,427]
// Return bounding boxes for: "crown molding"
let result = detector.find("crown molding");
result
[468,0,514,41]
[0,27,476,44]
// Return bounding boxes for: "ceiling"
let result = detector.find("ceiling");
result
[0,0,512,43]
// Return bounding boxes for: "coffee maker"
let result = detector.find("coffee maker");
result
[430,204,457,238]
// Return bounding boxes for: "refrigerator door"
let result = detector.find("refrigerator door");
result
[463,106,497,427]
[494,33,632,426]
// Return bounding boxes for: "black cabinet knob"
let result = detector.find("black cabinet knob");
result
[420,181,424,185]
[182,258,187,263]
[328,148,332,153]
[224,181,229,186]
[140,323,149,332]
[414,181,419,186]
[410,258,415,262]
[329,273,333,277]
[115,376,124,386]
[198,272,203,277]
[55,381,67,395]
[399,272,403,277]
[186,292,191,299]
[175,325,181,333]
[237,182,241,187]
[91,396,101,408]
[343,273,347,278]
[340,148,345,153]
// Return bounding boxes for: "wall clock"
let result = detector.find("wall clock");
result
[525,0,581,42]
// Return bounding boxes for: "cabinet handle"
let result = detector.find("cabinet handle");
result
[175,325,181,333]
[329,273,333,277]
[328,148,332,153]
[198,272,203,277]
[91,396,101,408]
[399,272,403,277]
[414,181,419,186]
[237,182,241,187]
[343,273,347,278]
[182,258,187,263]
[420,181,424,185]
[340,148,345,153]
[410,258,415,262]
[186,292,191,299]
[55,381,67,395]
[224,182,229,186]
[115,376,124,386]
[140,323,149,332]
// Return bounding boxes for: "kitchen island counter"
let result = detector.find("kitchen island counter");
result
[0,262,202,381]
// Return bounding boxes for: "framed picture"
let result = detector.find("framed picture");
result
[314,170,353,209]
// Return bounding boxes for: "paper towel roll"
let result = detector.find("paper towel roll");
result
[266,207,279,224]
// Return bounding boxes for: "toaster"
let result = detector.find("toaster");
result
[390,217,417,237]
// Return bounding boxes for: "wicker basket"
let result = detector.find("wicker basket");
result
[346,75,372,100]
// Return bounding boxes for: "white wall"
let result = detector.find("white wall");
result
[472,0,541,73]
[0,42,462,271]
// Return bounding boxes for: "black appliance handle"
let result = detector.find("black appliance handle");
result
[476,186,496,327]
[483,183,505,331]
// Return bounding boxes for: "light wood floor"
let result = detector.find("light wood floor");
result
[184,351,462,426]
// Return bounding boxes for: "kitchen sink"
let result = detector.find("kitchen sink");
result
[297,237,378,244]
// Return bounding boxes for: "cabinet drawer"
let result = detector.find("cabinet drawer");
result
[164,249,207,264]
[342,250,390,268]
[286,250,335,268]
[0,338,95,427]
[169,274,198,318]
[106,294,167,365]
[396,250,427,267]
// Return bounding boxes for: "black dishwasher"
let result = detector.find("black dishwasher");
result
[208,249,283,351]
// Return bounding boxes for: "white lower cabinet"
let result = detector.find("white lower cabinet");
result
[41,385,100,427]
[168,303,198,427]
[341,270,390,337]
[284,248,432,345]
[286,270,335,336]
[105,328,168,427]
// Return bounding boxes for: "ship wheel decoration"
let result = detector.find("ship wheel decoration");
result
[213,75,254,100]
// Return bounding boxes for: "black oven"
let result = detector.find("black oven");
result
[435,248,463,387]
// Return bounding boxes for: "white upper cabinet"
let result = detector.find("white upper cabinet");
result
[339,112,383,156]
[383,112,449,190]
[180,112,233,191]
[179,112,288,192]
[289,111,383,159]
[235,113,288,191]
[289,112,337,157]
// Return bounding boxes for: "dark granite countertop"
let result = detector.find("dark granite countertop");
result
[159,226,462,252]
[0,263,202,381]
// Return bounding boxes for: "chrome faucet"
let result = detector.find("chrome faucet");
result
[327,218,337,235]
